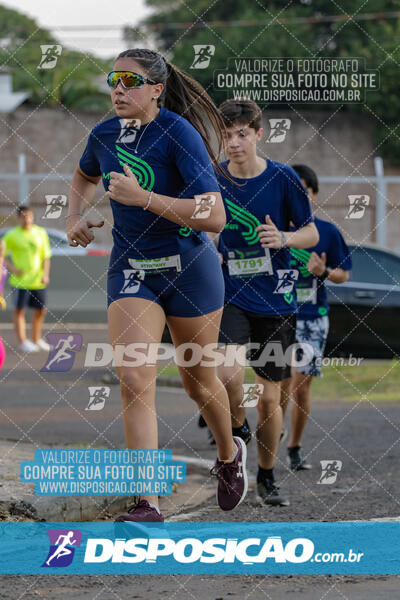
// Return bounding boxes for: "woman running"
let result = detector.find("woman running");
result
[67,49,247,521]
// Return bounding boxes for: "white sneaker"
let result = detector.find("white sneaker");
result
[19,340,39,353]
[35,338,51,352]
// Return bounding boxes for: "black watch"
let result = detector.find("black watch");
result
[320,267,331,281]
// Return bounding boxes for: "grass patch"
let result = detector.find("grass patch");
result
[157,359,400,402]
[312,359,400,402]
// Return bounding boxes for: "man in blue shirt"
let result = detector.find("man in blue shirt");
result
[213,100,319,507]
[280,165,352,471]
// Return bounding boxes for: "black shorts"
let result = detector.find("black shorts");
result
[218,303,296,381]
[13,288,47,310]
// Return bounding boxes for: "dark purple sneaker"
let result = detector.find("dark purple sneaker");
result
[115,499,164,523]
[210,436,248,511]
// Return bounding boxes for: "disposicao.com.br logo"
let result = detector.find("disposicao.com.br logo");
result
[1,522,395,575]
[84,535,346,565]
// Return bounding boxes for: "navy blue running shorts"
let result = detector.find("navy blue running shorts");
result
[107,240,225,317]
[13,288,47,310]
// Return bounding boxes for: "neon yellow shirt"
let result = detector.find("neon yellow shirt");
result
[2,225,52,289]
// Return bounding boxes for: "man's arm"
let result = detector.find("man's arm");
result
[307,251,350,283]
[257,216,319,250]
[283,222,319,249]
[326,268,350,283]
[4,258,21,275]
[1,235,21,275]
[42,257,50,286]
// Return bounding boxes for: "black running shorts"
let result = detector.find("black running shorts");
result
[218,302,296,381]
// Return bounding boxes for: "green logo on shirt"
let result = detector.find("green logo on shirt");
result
[283,292,294,305]
[178,226,192,237]
[115,145,155,190]
[290,248,312,277]
[224,198,261,245]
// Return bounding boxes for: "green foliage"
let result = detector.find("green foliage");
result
[135,0,400,164]
[0,4,112,112]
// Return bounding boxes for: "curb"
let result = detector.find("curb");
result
[1,495,131,522]
[0,456,215,522]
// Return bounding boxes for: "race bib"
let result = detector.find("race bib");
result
[296,279,317,304]
[128,254,182,274]
[227,247,273,277]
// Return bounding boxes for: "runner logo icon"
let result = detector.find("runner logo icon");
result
[42,529,82,567]
[86,386,110,411]
[116,119,141,145]
[266,119,291,143]
[317,460,343,484]
[42,195,67,219]
[239,383,264,407]
[38,45,62,69]
[120,269,145,294]
[274,270,299,294]
[190,45,215,69]
[191,194,216,219]
[345,195,370,219]
[40,334,82,372]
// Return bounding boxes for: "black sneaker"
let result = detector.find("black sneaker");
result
[232,417,252,445]
[198,414,207,428]
[207,428,216,445]
[287,446,312,471]
[199,416,252,447]
[198,413,216,444]
[256,478,290,507]
[279,428,288,445]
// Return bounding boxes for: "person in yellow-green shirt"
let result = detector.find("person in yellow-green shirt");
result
[2,205,52,354]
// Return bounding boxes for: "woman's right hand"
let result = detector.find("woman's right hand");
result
[67,215,104,248]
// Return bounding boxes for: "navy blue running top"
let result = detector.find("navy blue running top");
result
[290,216,352,319]
[217,159,313,316]
[79,106,219,258]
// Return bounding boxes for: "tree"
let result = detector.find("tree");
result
[0,5,111,112]
[131,0,400,164]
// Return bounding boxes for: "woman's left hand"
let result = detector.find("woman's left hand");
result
[106,164,146,207]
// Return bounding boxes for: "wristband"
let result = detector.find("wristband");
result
[320,267,331,280]
[143,190,153,211]
[66,213,83,219]
[280,231,286,248]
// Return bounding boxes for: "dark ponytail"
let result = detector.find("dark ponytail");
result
[163,62,226,172]
[117,49,228,178]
